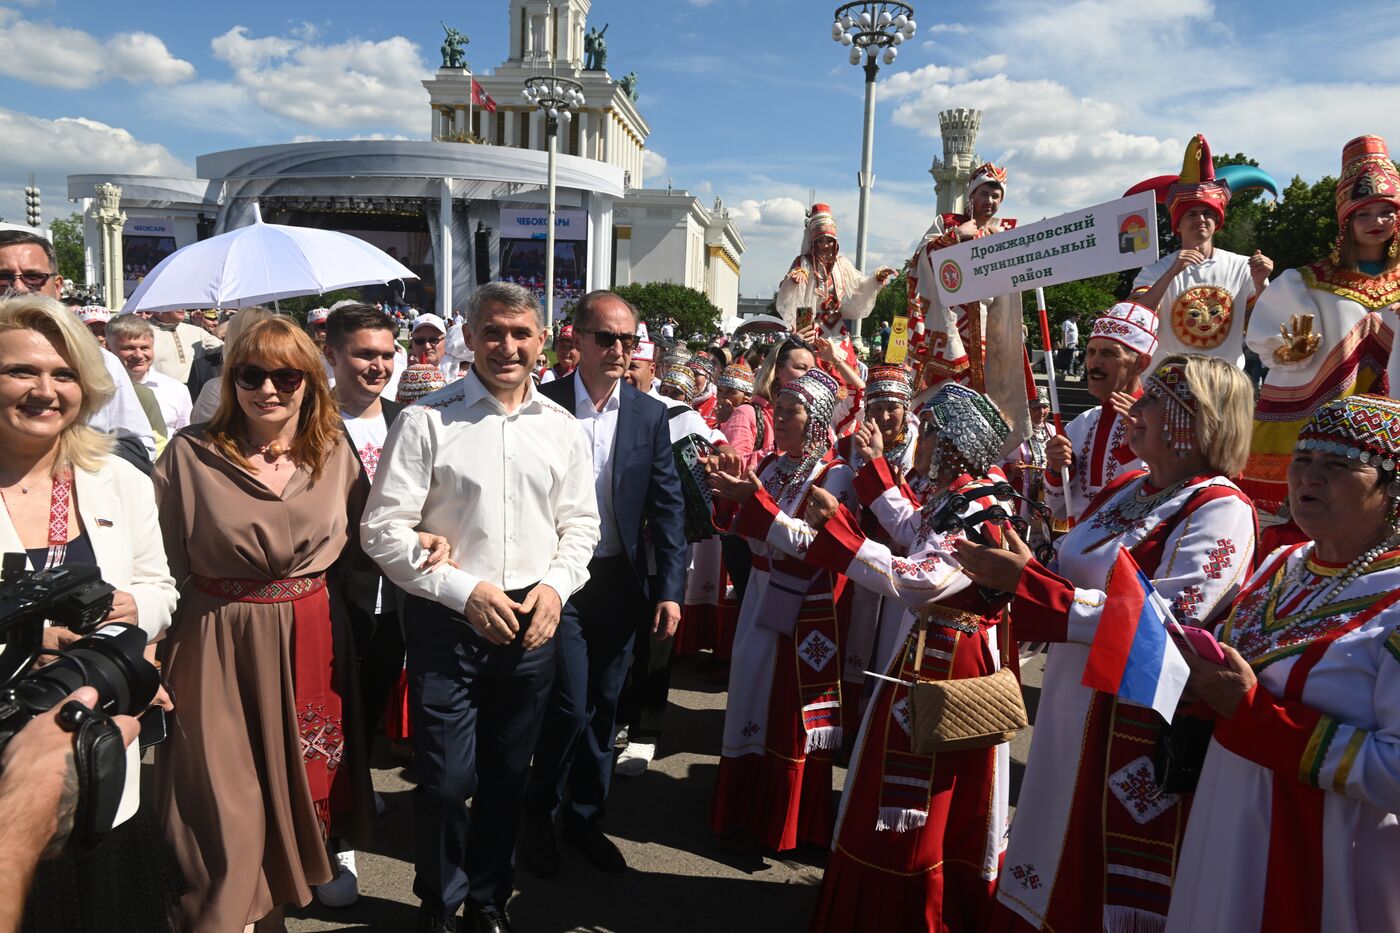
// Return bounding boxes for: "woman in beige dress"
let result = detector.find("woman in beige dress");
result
[152,316,373,932]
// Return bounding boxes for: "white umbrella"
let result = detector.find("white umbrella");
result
[121,203,418,314]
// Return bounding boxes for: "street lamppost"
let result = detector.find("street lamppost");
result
[831,2,916,273]
[522,74,585,327]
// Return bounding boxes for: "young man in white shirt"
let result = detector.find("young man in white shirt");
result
[316,302,404,908]
[362,282,600,933]
[106,314,193,435]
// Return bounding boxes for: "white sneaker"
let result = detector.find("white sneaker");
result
[316,850,359,908]
[374,791,387,816]
[615,741,656,778]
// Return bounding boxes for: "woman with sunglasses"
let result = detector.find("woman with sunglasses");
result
[151,316,377,932]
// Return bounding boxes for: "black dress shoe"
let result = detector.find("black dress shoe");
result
[521,813,560,878]
[562,819,627,873]
[416,907,458,933]
[465,905,514,933]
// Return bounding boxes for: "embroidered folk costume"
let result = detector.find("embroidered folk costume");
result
[1169,395,1400,933]
[1242,135,1400,527]
[710,369,856,851]
[1128,134,1280,366]
[1003,387,1057,550]
[687,353,721,427]
[990,362,1257,933]
[739,384,1019,932]
[906,163,1032,449]
[836,365,920,707]
[1044,302,1157,522]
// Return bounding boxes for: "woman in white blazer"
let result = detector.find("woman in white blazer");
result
[0,294,181,932]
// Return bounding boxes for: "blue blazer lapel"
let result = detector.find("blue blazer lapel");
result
[612,387,639,498]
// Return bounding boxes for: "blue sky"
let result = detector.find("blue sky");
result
[2,0,1398,296]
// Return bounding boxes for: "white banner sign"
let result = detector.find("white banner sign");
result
[499,209,587,241]
[932,192,1159,306]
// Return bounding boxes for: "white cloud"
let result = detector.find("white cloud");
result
[0,108,191,222]
[210,26,431,132]
[0,8,195,89]
[730,196,808,228]
[642,149,669,181]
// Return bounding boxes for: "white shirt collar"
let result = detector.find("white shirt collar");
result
[459,366,543,415]
[572,368,621,417]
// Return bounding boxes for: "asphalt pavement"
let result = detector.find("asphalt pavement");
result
[285,653,1046,933]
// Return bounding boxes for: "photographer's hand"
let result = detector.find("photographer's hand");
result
[37,626,81,665]
[103,591,139,626]
[0,687,139,930]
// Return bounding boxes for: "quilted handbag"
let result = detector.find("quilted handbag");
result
[908,609,1028,755]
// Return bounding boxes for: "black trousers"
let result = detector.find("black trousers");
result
[405,591,557,917]
[617,613,674,739]
[525,555,645,826]
[354,609,404,745]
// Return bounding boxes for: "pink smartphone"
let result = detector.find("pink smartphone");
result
[1173,625,1227,665]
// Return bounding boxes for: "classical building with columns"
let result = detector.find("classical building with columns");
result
[65,0,744,320]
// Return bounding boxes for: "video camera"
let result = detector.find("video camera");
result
[0,553,159,850]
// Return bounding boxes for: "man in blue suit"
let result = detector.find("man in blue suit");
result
[524,290,687,876]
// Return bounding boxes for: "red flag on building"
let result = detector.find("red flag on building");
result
[472,79,497,113]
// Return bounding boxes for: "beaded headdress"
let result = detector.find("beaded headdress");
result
[662,345,692,368]
[1336,135,1400,228]
[1143,362,1198,458]
[716,360,755,395]
[865,364,913,408]
[1031,386,1050,408]
[687,352,718,382]
[1296,394,1400,472]
[661,365,698,401]
[919,383,1010,477]
[778,368,841,460]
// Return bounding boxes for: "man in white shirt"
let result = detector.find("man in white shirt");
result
[316,302,404,908]
[523,291,687,879]
[149,308,222,385]
[362,281,599,933]
[106,314,193,435]
[1059,314,1080,376]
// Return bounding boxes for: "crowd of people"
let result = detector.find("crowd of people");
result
[2,129,1400,933]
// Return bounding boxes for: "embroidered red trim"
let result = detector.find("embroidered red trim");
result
[194,574,327,603]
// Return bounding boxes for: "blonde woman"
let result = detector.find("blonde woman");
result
[0,294,180,932]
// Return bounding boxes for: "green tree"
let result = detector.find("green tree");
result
[861,262,911,342]
[1020,273,1122,348]
[1254,175,1339,274]
[607,281,721,340]
[277,289,363,325]
[50,212,86,285]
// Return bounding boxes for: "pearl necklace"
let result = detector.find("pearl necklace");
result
[1297,533,1400,613]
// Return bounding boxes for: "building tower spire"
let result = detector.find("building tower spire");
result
[929,108,982,215]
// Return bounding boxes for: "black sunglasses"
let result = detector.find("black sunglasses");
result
[412,334,443,346]
[576,327,639,352]
[234,365,306,393]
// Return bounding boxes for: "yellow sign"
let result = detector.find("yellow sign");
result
[885,315,909,364]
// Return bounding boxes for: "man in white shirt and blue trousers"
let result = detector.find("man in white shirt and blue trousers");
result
[523,290,688,878]
[362,281,601,933]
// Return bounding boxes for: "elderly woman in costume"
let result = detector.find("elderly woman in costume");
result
[1128,134,1276,367]
[715,383,1021,931]
[706,368,855,852]
[1242,135,1400,546]
[959,354,1257,933]
[1002,387,1056,552]
[1166,394,1400,933]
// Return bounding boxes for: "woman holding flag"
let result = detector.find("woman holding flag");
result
[1168,394,1400,933]
[959,353,1257,933]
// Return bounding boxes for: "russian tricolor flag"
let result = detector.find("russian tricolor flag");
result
[1081,548,1190,722]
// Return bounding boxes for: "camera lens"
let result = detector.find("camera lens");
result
[13,625,158,718]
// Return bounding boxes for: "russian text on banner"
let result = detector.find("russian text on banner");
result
[932,192,1160,307]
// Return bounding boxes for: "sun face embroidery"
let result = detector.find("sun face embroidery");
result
[1171,285,1234,350]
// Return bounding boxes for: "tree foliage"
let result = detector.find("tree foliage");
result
[607,281,720,340]
[277,289,364,325]
[1020,273,1123,348]
[50,212,86,285]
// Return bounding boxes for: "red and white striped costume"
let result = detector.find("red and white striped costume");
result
[990,469,1256,933]
[1167,542,1400,932]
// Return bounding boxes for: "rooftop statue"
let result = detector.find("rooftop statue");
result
[440,23,469,70]
[584,24,609,71]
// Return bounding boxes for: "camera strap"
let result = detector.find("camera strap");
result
[0,466,72,570]
[55,699,128,852]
